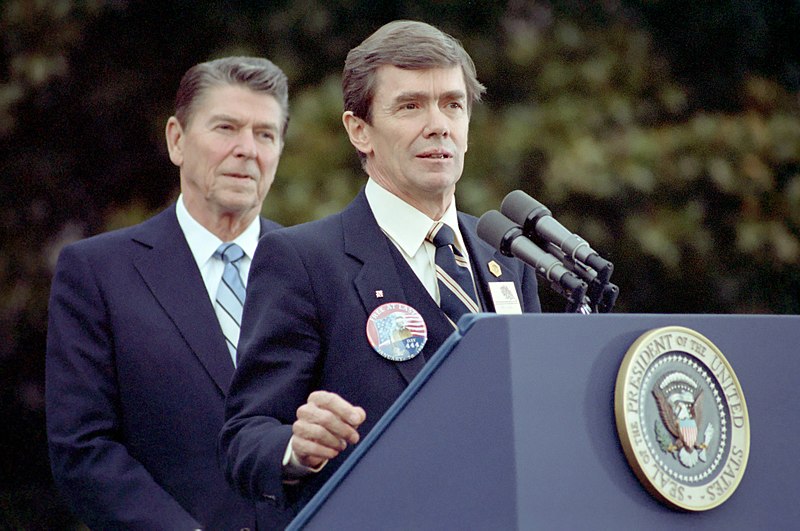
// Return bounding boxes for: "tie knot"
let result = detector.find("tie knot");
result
[215,243,244,264]
[426,222,457,249]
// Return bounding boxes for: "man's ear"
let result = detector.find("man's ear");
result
[342,111,372,157]
[165,116,184,167]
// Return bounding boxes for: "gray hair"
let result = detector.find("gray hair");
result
[174,56,289,137]
[343,20,486,124]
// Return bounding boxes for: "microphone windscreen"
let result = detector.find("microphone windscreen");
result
[500,190,542,226]
[477,210,519,251]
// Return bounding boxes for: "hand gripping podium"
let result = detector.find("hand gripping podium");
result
[288,314,800,530]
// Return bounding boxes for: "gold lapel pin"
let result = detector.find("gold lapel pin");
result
[488,260,502,278]
[375,290,384,298]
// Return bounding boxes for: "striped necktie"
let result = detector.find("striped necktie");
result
[426,221,480,327]
[214,243,246,365]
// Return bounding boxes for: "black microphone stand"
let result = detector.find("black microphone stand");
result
[547,273,588,314]
[546,243,619,313]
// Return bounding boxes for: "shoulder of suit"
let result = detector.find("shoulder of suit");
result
[456,210,479,231]
[64,206,174,254]
[260,216,283,232]
[261,210,344,240]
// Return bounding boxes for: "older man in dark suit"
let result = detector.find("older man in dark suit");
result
[220,21,541,516]
[46,56,293,530]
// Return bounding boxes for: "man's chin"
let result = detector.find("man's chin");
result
[413,162,461,182]
[417,174,460,195]
[216,192,259,215]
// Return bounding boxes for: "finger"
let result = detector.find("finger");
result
[291,428,343,466]
[292,415,348,452]
[296,401,360,445]
[308,390,367,427]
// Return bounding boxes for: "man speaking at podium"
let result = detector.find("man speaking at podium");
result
[221,20,541,516]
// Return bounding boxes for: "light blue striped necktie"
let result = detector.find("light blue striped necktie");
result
[214,243,246,365]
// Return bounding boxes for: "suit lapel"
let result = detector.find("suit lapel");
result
[459,213,523,313]
[131,207,234,394]
[342,191,456,385]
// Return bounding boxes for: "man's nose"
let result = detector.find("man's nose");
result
[233,129,258,158]
[423,107,450,138]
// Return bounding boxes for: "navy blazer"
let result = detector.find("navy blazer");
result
[46,205,292,530]
[221,190,540,514]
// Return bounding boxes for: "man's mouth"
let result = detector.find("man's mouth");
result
[417,150,452,159]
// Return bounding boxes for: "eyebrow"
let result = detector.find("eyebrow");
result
[393,90,467,105]
[208,113,279,131]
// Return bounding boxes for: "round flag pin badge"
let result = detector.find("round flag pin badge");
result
[366,302,428,361]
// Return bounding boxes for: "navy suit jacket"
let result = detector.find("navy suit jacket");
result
[221,190,541,514]
[46,205,292,530]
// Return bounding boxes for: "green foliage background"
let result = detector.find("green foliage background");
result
[1,0,798,526]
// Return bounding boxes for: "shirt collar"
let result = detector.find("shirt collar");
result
[175,194,261,268]
[365,178,463,256]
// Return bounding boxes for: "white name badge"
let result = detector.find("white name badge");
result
[488,282,522,314]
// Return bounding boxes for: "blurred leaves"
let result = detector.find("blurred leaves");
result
[267,76,364,224]
[0,0,104,134]
[458,3,800,314]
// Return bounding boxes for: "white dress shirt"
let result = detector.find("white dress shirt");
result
[364,177,473,304]
[175,194,261,307]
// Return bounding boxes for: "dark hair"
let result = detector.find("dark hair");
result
[174,56,289,137]
[343,20,486,124]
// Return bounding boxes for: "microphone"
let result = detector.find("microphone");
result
[501,190,613,285]
[477,210,587,312]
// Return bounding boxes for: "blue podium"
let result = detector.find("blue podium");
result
[288,314,800,530]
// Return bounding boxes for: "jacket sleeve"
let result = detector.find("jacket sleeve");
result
[220,229,319,508]
[45,244,201,531]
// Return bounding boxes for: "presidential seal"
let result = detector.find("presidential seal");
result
[614,326,750,511]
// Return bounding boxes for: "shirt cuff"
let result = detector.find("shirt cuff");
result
[282,435,327,483]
